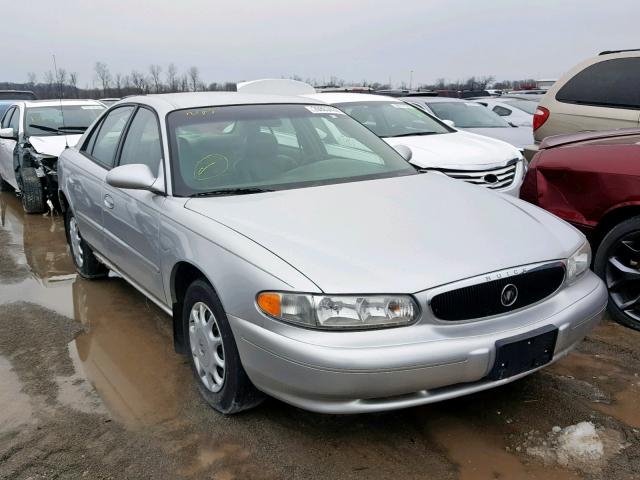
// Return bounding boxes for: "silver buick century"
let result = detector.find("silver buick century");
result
[58,92,607,414]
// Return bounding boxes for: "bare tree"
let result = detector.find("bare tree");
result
[166,63,179,92]
[187,66,199,91]
[94,62,112,95]
[180,74,189,92]
[27,72,37,86]
[149,64,162,93]
[130,70,146,93]
[114,73,123,95]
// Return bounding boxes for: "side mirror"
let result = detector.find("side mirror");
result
[106,164,159,191]
[0,127,16,140]
[442,119,455,128]
[393,144,413,162]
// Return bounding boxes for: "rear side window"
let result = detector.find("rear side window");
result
[493,106,512,116]
[556,57,640,109]
[88,106,134,167]
[118,107,162,174]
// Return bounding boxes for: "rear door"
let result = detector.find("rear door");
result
[102,106,166,302]
[69,106,134,254]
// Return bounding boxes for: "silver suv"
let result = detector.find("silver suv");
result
[58,93,607,414]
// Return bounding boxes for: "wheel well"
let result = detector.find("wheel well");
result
[592,206,640,250]
[58,191,69,213]
[171,262,208,354]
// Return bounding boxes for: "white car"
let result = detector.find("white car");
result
[0,99,106,213]
[237,80,526,196]
[306,93,527,196]
[472,97,537,127]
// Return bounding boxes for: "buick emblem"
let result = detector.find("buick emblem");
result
[500,284,518,307]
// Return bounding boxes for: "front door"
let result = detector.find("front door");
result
[102,106,166,302]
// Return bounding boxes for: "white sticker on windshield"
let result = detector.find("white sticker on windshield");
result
[391,103,412,109]
[81,105,104,110]
[305,105,345,115]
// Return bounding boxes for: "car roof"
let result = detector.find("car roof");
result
[402,96,469,104]
[117,92,324,115]
[304,92,397,104]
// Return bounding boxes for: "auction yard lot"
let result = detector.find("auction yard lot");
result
[0,191,638,480]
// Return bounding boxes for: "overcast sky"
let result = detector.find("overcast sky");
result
[1,0,638,87]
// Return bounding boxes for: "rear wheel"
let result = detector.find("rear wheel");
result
[183,279,264,414]
[594,217,640,331]
[19,167,45,213]
[64,209,109,279]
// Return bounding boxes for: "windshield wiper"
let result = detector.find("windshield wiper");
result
[191,187,275,197]
[58,126,88,132]
[386,132,439,138]
[28,124,88,134]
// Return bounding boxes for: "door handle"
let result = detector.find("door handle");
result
[103,194,114,209]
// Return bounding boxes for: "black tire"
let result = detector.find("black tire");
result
[183,279,264,414]
[64,208,109,279]
[594,216,640,331]
[19,167,46,213]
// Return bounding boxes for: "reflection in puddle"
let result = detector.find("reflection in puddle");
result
[0,192,190,429]
[429,417,581,480]
[70,278,190,428]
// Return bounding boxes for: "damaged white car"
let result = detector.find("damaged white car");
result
[0,99,105,213]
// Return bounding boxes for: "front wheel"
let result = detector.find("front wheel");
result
[594,217,640,331]
[19,167,46,213]
[183,279,264,414]
[64,209,109,279]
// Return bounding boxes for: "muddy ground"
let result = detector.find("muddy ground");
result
[0,191,638,480]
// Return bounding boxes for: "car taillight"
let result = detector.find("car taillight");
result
[533,106,550,132]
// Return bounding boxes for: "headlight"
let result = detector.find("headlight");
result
[566,241,591,284]
[257,292,419,330]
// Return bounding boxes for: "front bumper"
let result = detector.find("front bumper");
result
[230,271,607,414]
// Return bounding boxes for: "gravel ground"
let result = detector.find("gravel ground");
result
[0,192,638,480]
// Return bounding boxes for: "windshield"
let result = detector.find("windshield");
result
[500,98,538,114]
[426,101,510,128]
[334,101,449,137]
[167,104,417,196]
[25,105,105,136]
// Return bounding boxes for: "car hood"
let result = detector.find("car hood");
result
[185,174,581,293]
[28,135,82,157]
[383,131,521,169]
[460,127,533,150]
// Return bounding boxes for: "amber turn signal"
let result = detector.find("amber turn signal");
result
[257,292,282,317]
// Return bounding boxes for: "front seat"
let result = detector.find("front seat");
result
[239,131,291,182]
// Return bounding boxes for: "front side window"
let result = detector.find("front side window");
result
[118,108,162,174]
[8,107,20,132]
[335,101,450,138]
[25,104,105,136]
[167,104,416,196]
[427,101,510,128]
[556,58,640,109]
[492,105,512,116]
[2,107,15,129]
[90,106,134,167]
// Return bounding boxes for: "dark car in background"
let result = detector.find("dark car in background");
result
[520,129,640,330]
[0,90,37,118]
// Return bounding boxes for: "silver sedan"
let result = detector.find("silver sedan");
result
[57,92,607,414]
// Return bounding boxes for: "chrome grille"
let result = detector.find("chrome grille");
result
[427,159,519,190]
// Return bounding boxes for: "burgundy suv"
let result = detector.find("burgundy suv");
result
[521,129,640,330]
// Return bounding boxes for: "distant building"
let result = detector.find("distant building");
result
[536,79,557,90]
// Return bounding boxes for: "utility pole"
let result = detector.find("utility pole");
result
[409,70,414,90]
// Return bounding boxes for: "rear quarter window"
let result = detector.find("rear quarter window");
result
[556,57,640,109]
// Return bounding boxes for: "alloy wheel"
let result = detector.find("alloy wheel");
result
[69,217,84,268]
[606,230,640,322]
[189,301,226,392]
